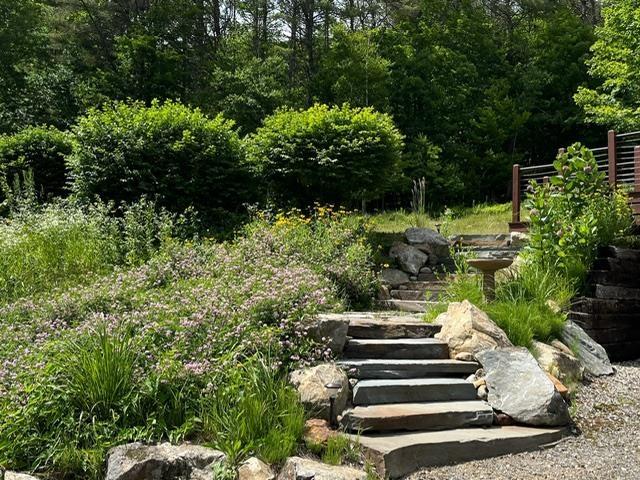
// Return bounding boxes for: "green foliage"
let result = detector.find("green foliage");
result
[0,196,178,304]
[247,104,404,208]
[525,143,633,279]
[319,26,390,109]
[0,125,72,202]
[67,100,249,222]
[321,435,360,466]
[575,0,640,129]
[203,355,305,465]
[244,208,378,309]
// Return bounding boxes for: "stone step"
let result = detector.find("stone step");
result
[338,359,478,379]
[390,289,441,301]
[344,339,449,360]
[347,318,440,339]
[352,378,477,405]
[354,426,568,479]
[378,300,441,313]
[398,281,448,291]
[340,400,494,433]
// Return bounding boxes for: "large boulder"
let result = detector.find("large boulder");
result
[238,457,275,480]
[532,341,584,385]
[561,320,614,377]
[389,242,428,275]
[477,347,571,426]
[308,314,350,354]
[404,228,450,265]
[106,442,225,480]
[289,364,349,421]
[379,268,410,288]
[434,300,513,358]
[277,457,366,480]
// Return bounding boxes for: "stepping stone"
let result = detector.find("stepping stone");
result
[340,400,494,432]
[354,426,568,479]
[344,339,449,359]
[347,318,440,339]
[338,359,478,379]
[352,378,477,405]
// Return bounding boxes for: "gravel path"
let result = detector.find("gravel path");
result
[408,360,640,480]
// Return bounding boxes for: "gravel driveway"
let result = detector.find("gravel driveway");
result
[408,360,640,480]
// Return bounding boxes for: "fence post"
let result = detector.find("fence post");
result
[635,146,640,192]
[608,129,617,186]
[512,164,521,224]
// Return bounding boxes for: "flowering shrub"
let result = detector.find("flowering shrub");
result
[0,206,375,477]
[525,143,633,280]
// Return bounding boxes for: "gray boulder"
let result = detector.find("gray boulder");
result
[290,364,349,422]
[277,457,366,480]
[106,442,225,480]
[477,347,571,427]
[561,320,614,377]
[404,228,450,265]
[309,314,350,354]
[389,242,428,275]
[379,268,410,288]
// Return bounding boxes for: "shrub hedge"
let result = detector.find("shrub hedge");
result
[0,125,72,200]
[67,100,250,219]
[247,103,404,208]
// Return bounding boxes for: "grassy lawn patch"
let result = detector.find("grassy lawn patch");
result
[368,203,513,235]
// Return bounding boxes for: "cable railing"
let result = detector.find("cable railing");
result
[510,130,640,231]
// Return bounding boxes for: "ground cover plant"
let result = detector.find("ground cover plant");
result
[0,205,376,478]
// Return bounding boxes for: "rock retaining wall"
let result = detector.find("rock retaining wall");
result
[569,246,640,361]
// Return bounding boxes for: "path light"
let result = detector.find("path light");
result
[435,223,442,233]
[466,258,513,301]
[325,381,343,428]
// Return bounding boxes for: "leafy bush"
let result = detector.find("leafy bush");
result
[525,143,633,280]
[247,103,404,208]
[67,100,250,223]
[0,125,72,202]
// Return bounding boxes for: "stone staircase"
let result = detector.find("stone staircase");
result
[336,312,567,479]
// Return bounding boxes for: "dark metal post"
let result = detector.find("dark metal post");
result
[512,164,521,224]
[608,129,617,186]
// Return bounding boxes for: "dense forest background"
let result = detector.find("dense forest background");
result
[0,0,609,205]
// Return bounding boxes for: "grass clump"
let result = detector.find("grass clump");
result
[203,355,306,465]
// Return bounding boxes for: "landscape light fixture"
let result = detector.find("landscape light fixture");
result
[325,381,343,427]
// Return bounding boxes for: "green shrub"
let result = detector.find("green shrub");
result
[247,103,404,208]
[0,125,72,201]
[67,100,250,222]
[525,143,633,280]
